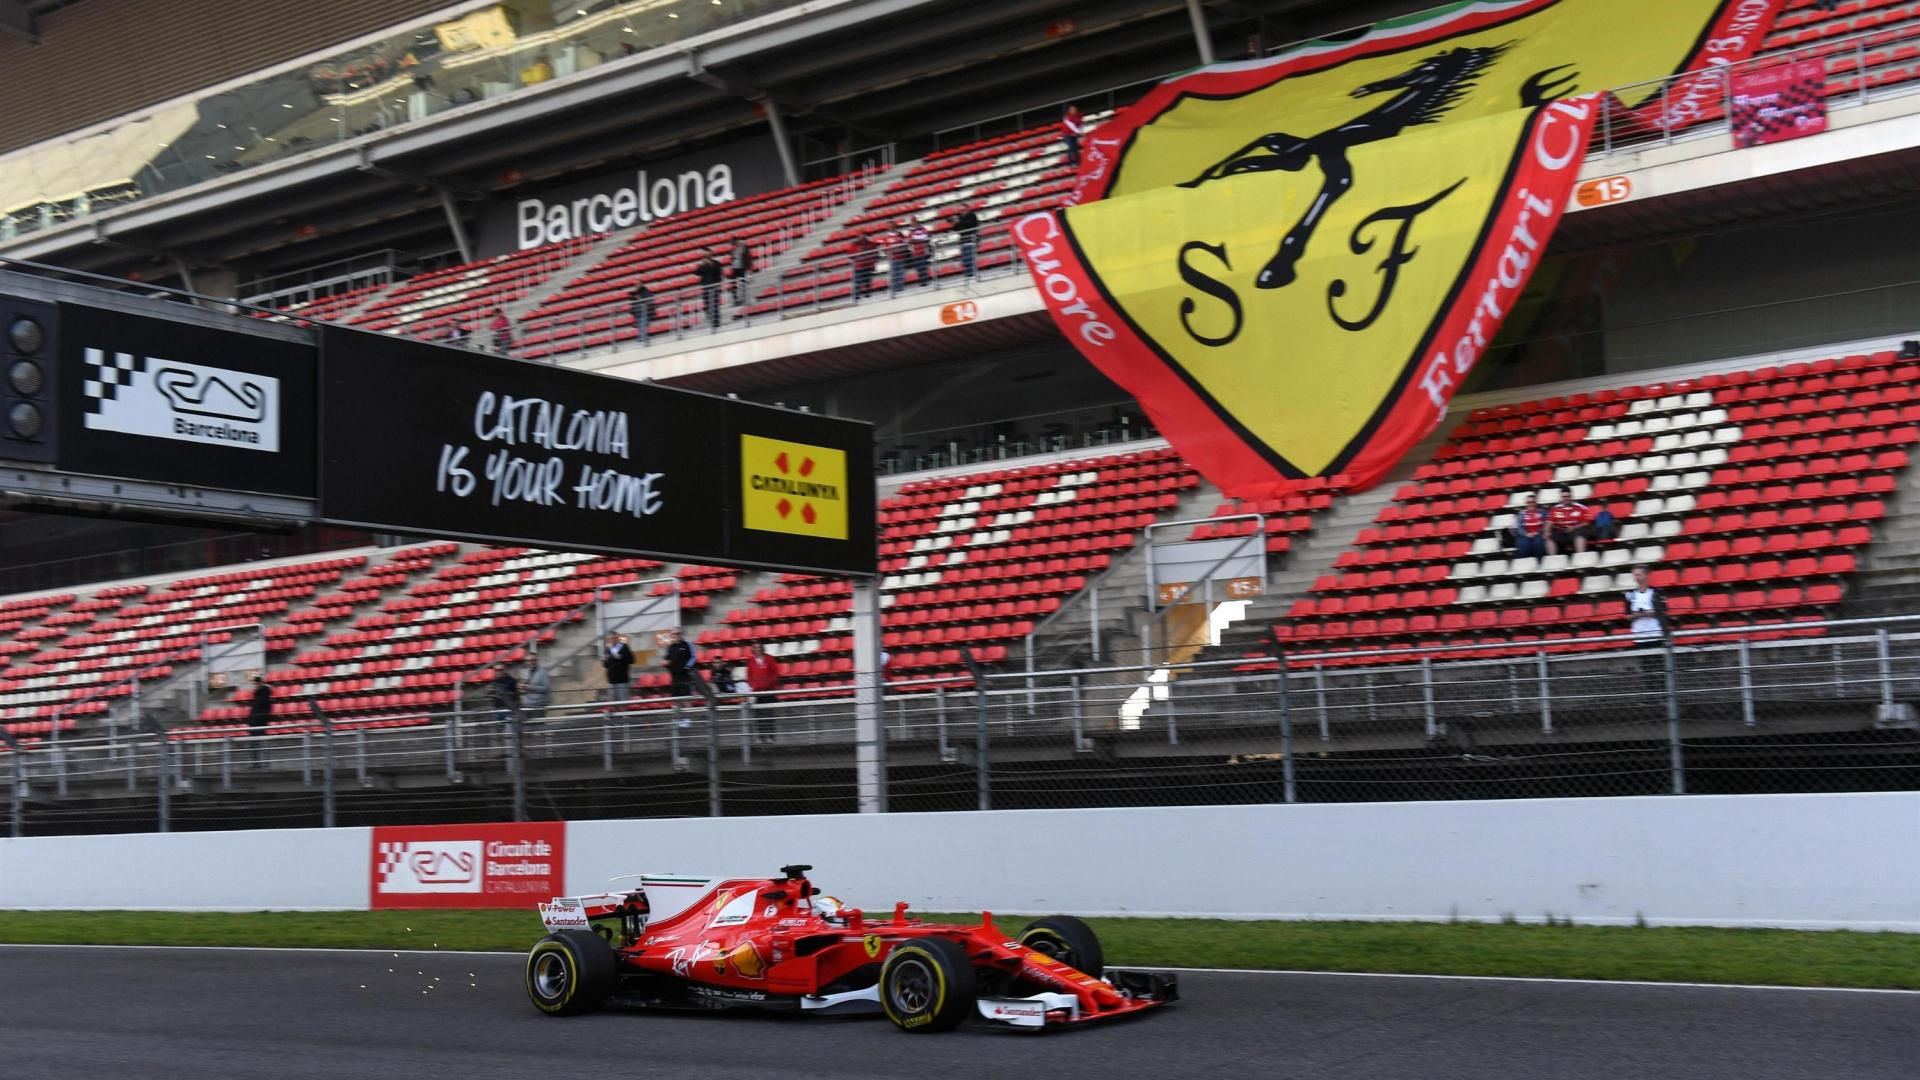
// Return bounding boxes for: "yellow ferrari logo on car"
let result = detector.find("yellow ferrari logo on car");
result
[740,434,849,540]
[863,934,883,958]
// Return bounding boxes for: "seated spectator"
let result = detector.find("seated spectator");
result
[1548,489,1593,555]
[1508,492,1548,558]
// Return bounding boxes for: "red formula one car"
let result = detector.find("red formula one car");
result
[524,864,1177,1032]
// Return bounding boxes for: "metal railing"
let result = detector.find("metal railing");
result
[6,611,1917,834]
[1590,26,1920,157]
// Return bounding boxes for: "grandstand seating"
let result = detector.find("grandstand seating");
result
[260,282,388,327]
[350,238,598,340]
[516,177,872,360]
[690,447,1199,693]
[751,119,1098,314]
[196,547,696,728]
[1272,348,1918,664]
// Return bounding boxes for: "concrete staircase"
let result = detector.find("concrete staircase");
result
[1148,423,1458,671]
[1834,446,1920,619]
[502,229,634,324]
[742,171,892,296]
[1020,477,1225,678]
[144,544,468,727]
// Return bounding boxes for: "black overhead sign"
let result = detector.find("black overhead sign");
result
[317,327,876,575]
[57,302,318,497]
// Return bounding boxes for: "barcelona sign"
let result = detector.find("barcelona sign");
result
[1018,0,1783,495]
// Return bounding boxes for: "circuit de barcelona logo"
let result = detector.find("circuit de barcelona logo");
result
[1017,0,1783,495]
[81,348,280,453]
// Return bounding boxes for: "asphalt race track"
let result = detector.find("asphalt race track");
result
[0,946,1914,1079]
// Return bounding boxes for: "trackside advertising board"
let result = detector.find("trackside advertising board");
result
[317,326,876,575]
[371,822,565,909]
[57,301,317,496]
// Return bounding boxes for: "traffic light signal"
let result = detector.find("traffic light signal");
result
[0,297,56,463]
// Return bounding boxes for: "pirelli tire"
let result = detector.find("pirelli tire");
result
[1018,915,1105,977]
[879,938,976,1033]
[526,929,618,1016]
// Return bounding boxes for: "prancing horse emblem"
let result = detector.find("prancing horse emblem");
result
[1180,42,1511,289]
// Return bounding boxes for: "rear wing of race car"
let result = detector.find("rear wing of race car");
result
[537,874,719,932]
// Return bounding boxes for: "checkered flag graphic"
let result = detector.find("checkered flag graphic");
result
[376,841,410,884]
[1732,66,1827,149]
[81,348,144,412]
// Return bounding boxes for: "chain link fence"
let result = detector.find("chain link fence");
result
[5,615,1918,835]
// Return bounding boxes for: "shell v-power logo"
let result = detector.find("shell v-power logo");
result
[740,434,849,540]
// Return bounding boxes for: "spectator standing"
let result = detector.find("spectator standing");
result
[664,630,698,729]
[730,239,754,305]
[884,220,912,295]
[1548,490,1593,555]
[247,675,272,767]
[953,206,980,279]
[851,234,880,302]
[906,220,933,287]
[1061,104,1086,170]
[486,308,514,353]
[1625,563,1671,696]
[523,654,551,720]
[602,632,635,704]
[695,252,726,330]
[664,630,697,698]
[745,644,782,744]
[1509,492,1549,558]
[628,281,654,346]
[490,664,520,724]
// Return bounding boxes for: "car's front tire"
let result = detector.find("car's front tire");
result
[879,938,976,1032]
[1018,915,1104,976]
[526,929,617,1016]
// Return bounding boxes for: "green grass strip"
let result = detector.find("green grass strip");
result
[1,910,1914,990]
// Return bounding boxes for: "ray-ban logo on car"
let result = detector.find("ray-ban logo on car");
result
[81,347,280,452]
[376,840,484,893]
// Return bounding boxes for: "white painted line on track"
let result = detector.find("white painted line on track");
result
[1137,965,1920,995]
[1,943,1914,995]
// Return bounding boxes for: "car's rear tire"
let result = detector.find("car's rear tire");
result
[879,938,976,1033]
[1019,915,1104,976]
[526,929,618,1016]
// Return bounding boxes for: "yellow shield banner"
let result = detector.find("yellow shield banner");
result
[1019,0,1783,495]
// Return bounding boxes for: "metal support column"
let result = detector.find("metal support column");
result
[1663,641,1685,795]
[851,576,887,813]
[438,187,475,264]
[1275,651,1295,804]
[1069,674,1087,752]
[1184,0,1215,65]
[961,646,989,812]
[1421,656,1437,740]
[704,696,722,818]
[1,731,22,837]
[1876,628,1895,717]
[153,721,172,833]
[314,706,336,830]
[763,98,802,187]
[1738,637,1756,727]
[510,711,529,823]
[1537,650,1553,734]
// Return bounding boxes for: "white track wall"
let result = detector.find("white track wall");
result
[2,795,1915,929]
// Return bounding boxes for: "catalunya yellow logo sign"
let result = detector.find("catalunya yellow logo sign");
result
[740,434,849,540]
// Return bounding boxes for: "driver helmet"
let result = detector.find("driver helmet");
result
[812,895,844,923]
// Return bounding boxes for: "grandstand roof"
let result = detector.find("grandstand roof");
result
[0,0,1433,283]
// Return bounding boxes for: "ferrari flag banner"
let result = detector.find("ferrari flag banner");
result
[1021,0,1783,495]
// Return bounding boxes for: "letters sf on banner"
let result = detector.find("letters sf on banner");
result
[1019,0,1783,497]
